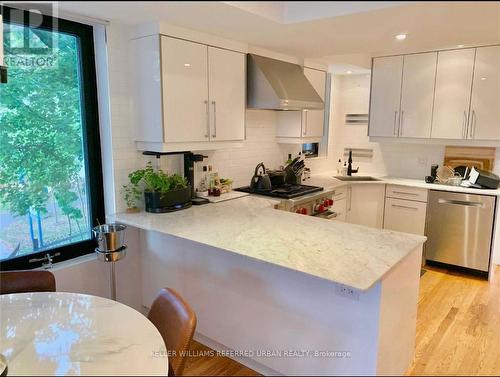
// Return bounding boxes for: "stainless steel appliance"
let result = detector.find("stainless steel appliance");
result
[276,189,337,219]
[235,184,323,199]
[246,54,324,110]
[425,190,496,272]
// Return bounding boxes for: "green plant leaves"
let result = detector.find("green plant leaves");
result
[126,162,188,197]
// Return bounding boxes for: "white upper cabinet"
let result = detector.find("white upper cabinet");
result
[207,47,246,141]
[368,55,404,137]
[133,35,245,152]
[399,52,437,138]
[431,48,475,139]
[276,67,327,142]
[162,36,209,143]
[303,68,326,137]
[469,45,500,140]
[369,45,500,143]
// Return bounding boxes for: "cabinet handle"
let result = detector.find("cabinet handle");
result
[438,198,484,208]
[211,100,217,138]
[470,110,476,139]
[399,110,405,136]
[204,100,210,138]
[304,110,308,136]
[391,204,418,211]
[348,186,352,212]
[391,191,419,196]
[393,111,398,136]
[462,110,467,139]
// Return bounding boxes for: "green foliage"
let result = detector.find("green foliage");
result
[121,183,142,209]
[127,162,188,196]
[0,25,85,224]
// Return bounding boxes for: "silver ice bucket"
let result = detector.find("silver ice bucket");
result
[93,224,127,252]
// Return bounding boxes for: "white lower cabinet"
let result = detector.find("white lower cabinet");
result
[331,186,348,222]
[346,184,385,229]
[383,197,427,235]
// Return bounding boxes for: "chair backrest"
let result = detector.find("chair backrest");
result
[148,288,197,376]
[0,270,56,295]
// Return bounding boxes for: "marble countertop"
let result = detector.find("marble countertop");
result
[0,292,167,376]
[111,195,425,292]
[307,172,500,196]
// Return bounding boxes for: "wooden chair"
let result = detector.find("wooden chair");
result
[0,270,56,295]
[148,288,197,376]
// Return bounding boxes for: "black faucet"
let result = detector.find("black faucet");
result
[347,150,359,176]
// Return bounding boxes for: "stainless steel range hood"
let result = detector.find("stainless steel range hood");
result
[247,54,324,110]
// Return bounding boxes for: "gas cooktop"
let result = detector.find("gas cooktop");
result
[235,184,323,199]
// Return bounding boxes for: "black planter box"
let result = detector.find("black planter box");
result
[144,186,192,213]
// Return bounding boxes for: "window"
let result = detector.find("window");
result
[302,143,319,158]
[0,6,104,270]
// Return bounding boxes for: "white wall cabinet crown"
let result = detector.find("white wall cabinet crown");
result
[369,44,500,143]
[133,35,245,152]
[276,67,327,143]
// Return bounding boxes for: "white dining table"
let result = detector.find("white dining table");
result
[0,292,168,376]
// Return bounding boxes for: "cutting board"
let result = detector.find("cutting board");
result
[197,191,249,203]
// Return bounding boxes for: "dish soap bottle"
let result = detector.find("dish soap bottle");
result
[336,159,342,175]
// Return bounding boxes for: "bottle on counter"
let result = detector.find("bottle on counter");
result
[286,153,293,165]
[342,162,347,176]
[199,165,209,193]
[336,159,342,175]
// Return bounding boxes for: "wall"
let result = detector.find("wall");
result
[195,110,295,189]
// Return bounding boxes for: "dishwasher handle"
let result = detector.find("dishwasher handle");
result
[438,198,485,208]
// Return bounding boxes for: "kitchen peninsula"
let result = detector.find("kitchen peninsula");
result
[111,194,425,376]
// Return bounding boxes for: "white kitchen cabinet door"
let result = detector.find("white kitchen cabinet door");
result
[369,56,404,137]
[276,111,304,138]
[399,52,437,138]
[346,184,386,229]
[331,197,347,222]
[431,48,475,139]
[208,47,245,141]
[161,36,209,143]
[383,198,427,236]
[303,68,326,137]
[469,45,500,140]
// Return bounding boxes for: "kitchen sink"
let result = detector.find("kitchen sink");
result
[334,176,382,181]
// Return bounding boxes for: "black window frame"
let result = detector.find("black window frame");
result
[0,6,104,270]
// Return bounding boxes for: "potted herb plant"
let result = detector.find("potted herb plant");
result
[122,183,142,213]
[127,162,191,213]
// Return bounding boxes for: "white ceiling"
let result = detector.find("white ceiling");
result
[57,1,500,66]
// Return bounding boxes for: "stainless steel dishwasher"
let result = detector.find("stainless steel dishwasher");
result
[425,190,496,272]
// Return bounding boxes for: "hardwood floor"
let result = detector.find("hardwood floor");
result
[184,340,260,376]
[407,265,500,376]
[183,266,500,376]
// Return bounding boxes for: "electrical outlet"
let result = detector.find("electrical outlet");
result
[335,284,360,300]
